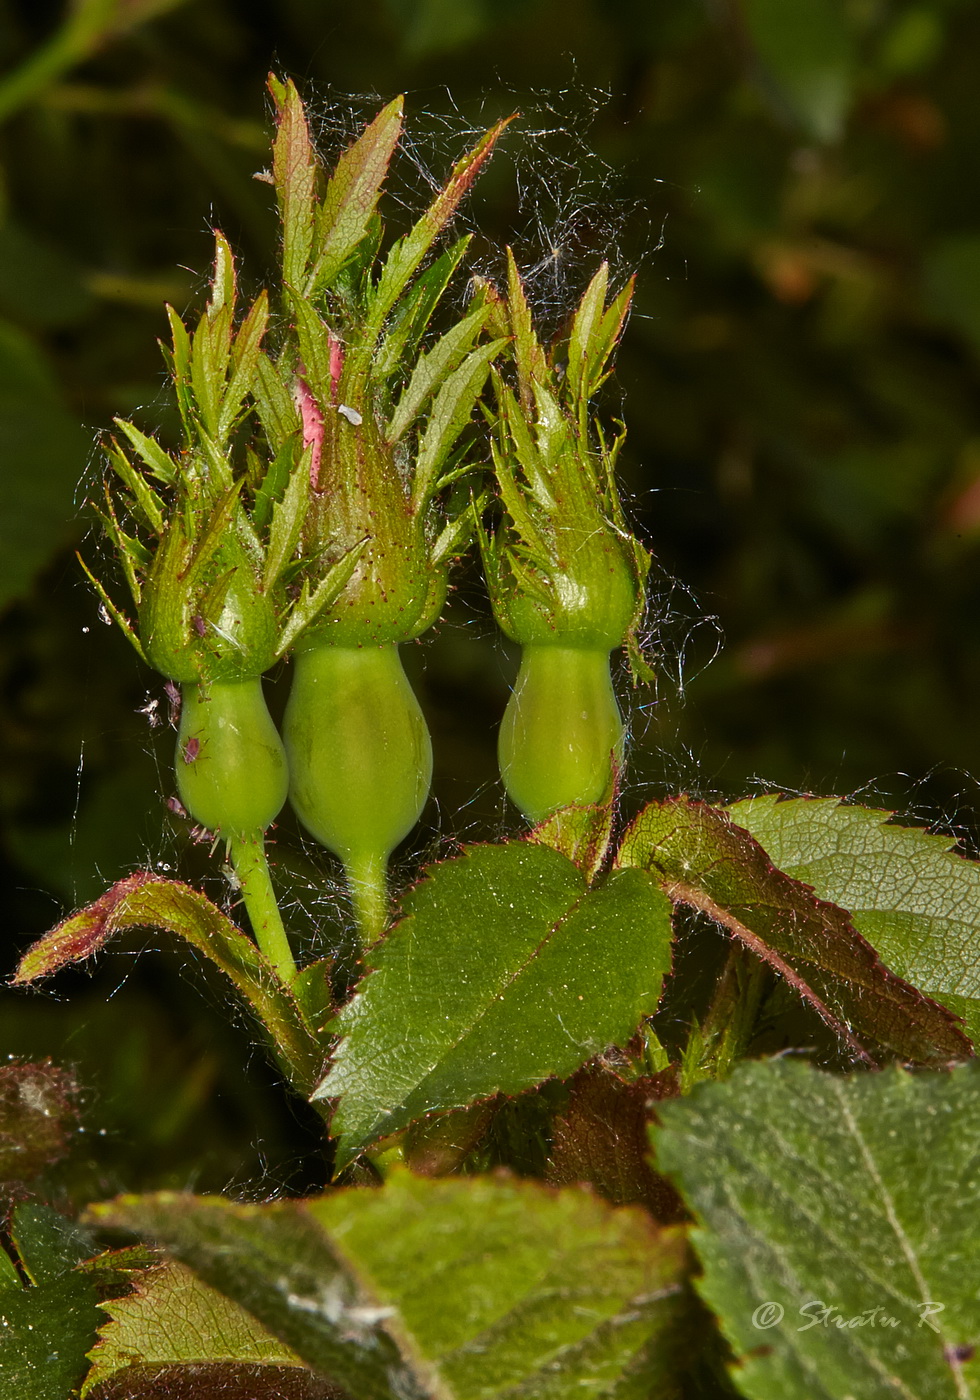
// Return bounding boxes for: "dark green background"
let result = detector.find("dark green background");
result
[3,0,980,1193]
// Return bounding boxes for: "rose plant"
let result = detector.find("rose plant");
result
[3,78,979,1400]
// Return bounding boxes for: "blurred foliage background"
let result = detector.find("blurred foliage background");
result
[3,0,980,1196]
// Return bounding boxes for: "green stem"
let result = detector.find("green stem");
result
[229,835,296,983]
[346,850,390,947]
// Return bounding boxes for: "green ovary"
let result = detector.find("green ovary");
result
[499,645,623,823]
[283,644,432,931]
[176,677,288,839]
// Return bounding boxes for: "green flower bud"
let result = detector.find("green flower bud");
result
[283,643,431,937]
[140,519,280,685]
[482,254,651,822]
[498,645,623,823]
[177,677,288,839]
[254,78,512,938]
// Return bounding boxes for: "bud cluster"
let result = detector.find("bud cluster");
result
[91,75,651,960]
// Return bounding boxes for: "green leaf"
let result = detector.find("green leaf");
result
[219,289,269,442]
[505,248,549,405]
[744,0,858,142]
[81,1258,312,1397]
[387,303,489,445]
[269,75,318,292]
[105,440,165,534]
[308,95,404,295]
[586,275,635,399]
[566,260,609,409]
[411,337,506,506]
[253,351,300,455]
[616,797,969,1066]
[654,1058,980,1399]
[86,1191,419,1400]
[0,1060,78,1183]
[317,841,673,1168]
[727,794,980,1048]
[0,1205,102,1400]
[263,442,311,592]
[90,1171,688,1399]
[373,235,472,377]
[12,873,326,1098]
[367,115,513,336]
[111,416,177,486]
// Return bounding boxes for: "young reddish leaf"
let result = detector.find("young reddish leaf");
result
[367,115,514,335]
[728,793,980,1047]
[547,1062,686,1222]
[268,75,318,292]
[528,794,617,882]
[308,95,404,295]
[616,796,970,1066]
[12,874,327,1097]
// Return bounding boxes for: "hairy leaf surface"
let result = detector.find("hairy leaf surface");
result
[90,1172,687,1399]
[617,797,968,1064]
[728,794,980,1046]
[82,1258,317,1398]
[0,1206,102,1400]
[317,841,673,1167]
[655,1058,980,1399]
[13,874,327,1096]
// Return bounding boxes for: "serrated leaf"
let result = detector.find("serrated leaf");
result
[81,1259,311,1398]
[0,1205,102,1400]
[12,873,326,1097]
[275,539,367,656]
[654,1058,980,1399]
[387,303,489,445]
[317,841,673,1168]
[367,116,512,336]
[263,443,312,591]
[254,351,300,455]
[90,1172,688,1400]
[372,235,471,377]
[86,1192,419,1400]
[412,338,506,507]
[616,796,969,1066]
[728,795,980,1048]
[219,290,269,442]
[506,248,549,406]
[111,417,176,486]
[308,96,404,295]
[75,552,146,660]
[566,260,609,409]
[269,75,318,292]
[0,1061,78,1183]
[106,440,165,534]
[586,275,634,400]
